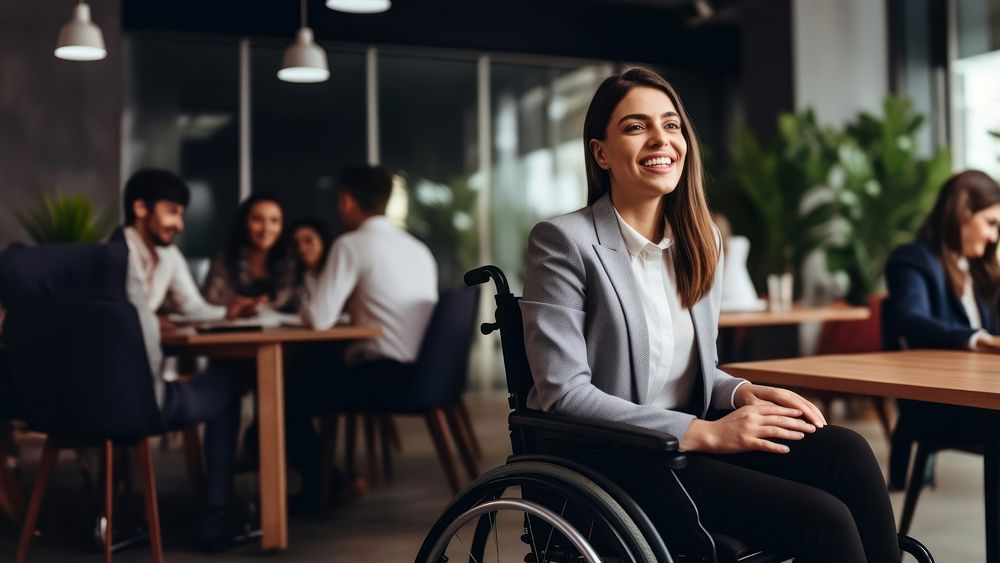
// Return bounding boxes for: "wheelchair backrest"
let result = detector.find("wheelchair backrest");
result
[464,266,534,411]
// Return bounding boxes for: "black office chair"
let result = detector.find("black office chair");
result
[0,240,167,563]
[416,265,935,563]
[882,299,985,536]
[320,286,481,499]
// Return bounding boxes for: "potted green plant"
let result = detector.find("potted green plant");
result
[824,97,952,305]
[14,190,116,245]
[713,109,840,290]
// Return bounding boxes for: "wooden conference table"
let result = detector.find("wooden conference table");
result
[717,304,870,362]
[161,325,381,551]
[724,349,1000,562]
[718,304,870,328]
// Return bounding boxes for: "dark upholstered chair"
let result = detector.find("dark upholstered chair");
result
[320,286,481,498]
[0,241,167,563]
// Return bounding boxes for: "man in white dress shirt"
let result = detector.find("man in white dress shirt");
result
[288,165,438,509]
[120,169,249,551]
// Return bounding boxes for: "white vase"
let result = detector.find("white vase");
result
[721,236,766,312]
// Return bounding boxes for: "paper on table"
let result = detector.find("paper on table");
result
[256,306,306,328]
[168,311,226,324]
[171,306,306,328]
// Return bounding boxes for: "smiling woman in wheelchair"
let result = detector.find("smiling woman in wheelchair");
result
[514,67,901,563]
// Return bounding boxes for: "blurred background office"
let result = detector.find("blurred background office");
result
[2,0,1000,560]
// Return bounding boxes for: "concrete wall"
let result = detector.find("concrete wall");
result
[792,0,888,126]
[0,0,122,247]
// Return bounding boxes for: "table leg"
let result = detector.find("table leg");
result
[257,343,288,551]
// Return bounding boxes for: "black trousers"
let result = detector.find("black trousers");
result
[161,368,242,509]
[545,424,899,563]
[677,425,899,563]
[284,343,410,493]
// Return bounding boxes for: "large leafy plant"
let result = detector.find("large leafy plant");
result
[714,110,840,288]
[14,191,116,244]
[825,97,952,304]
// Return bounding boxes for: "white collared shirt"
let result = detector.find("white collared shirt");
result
[613,208,699,410]
[957,257,988,350]
[302,216,438,364]
[123,226,226,320]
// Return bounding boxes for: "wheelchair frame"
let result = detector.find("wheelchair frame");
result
[416,266,934,563]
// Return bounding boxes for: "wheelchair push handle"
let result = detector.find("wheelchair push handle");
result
[464,265,512,296]
[465,265,512,335]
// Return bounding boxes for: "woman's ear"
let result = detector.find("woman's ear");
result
[589,139,610,170]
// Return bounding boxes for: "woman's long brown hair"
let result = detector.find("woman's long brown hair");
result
[583,67,717,308]
[918,170,1000,307]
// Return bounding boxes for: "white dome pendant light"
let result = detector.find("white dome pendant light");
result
[278,0,330,83]
[326,0,391,14]
[55,1,107,61]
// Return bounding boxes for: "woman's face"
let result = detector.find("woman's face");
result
[961,203,1000,258]
[293,226,325,271]
[246,200,283,252]
[590,86,687,201]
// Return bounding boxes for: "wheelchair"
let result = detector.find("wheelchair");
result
[416,266,935,563]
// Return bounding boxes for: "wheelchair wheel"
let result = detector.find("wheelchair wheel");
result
[416,460,657,563]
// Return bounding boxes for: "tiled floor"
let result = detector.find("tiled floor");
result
[0,395,988,561]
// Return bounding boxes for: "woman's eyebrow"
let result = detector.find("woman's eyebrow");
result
[616,111,680,125]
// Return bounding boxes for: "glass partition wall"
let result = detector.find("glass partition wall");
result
[123,37,623,388]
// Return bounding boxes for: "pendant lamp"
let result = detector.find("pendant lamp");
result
[278,0,330,83]
[55,1,107,61]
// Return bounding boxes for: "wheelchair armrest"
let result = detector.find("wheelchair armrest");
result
[509,410,680,455]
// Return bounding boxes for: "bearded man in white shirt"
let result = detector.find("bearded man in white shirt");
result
[286,165,438,511]
[119,169,251,551]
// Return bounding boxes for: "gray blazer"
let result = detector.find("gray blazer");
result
[521,194,746,440]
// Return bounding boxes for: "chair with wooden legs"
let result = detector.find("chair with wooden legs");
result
[0,427,24,525]
[320,286,482,499]
[0,241,183,562]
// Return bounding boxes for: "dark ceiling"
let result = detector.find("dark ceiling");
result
[122,0,743,72]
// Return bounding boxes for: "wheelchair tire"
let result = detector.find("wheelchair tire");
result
[415,460,657,563]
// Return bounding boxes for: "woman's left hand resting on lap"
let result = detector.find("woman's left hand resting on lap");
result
[734,384,827,428]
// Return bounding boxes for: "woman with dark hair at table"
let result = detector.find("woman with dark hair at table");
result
[885,170,1000,489]
[203,194,299,316]
[290,217,333,282]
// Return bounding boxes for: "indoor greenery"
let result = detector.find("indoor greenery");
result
[714,96,951,305]
[14,190,116,244]
[825,97,952,304]
[714,109,840,288]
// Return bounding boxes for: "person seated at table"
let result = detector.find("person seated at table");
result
[203,194,299,315]
[290,217,333,282]
[521,67,900,562]
[120,168,250,551]
[287,165,438,510]
[885,169,1000,489]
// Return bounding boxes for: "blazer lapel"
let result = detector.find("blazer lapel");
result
[591,195,650,404]
[689,297,714,417]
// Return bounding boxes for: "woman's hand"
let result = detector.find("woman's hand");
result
[226,296,260,319]
[976,334,1000,353]
[734,383,827,428]
[680,404,817,454]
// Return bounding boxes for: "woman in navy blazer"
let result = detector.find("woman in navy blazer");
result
[885,170,1000,487]
[523,67,900,562]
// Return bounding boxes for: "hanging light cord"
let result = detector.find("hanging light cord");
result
[301,0,307,28]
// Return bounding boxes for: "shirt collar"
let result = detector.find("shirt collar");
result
[359,215,392,231]
[612,206,672,257]
[124,226,156,269]
[957,257,970,273]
